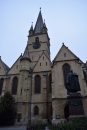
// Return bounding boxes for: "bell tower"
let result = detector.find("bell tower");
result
[23,9,50,67]
[22,9,52,123]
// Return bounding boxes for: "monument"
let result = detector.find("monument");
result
[65,70,84,119]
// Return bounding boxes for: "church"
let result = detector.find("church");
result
[0,10,87,125]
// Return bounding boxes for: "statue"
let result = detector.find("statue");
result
[66,70,80,93]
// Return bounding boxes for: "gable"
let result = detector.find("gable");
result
[8,55,22,75]
[54,44,79,62]
[33,53,51,72]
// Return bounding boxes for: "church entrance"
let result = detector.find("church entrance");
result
[64,103,69,120]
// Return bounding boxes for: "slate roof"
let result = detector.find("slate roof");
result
[34,10,44,34]
[0,57,9,73]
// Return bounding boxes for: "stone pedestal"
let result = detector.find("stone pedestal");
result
[67,93,84,116]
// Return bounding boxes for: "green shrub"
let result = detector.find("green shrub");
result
[27,117,87,130]
[0,92,17,126]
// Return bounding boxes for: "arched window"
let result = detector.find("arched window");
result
[12,76,18,95]
[34,75,41,94]
[34,106,39,116]
[35,37,39,43]
[0,78,4,95]
[62,63,71,87]
[33,37,40,49]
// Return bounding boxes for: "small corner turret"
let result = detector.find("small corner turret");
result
[20,55,31,71]
[41,19,48,33]
[29,22,34,36]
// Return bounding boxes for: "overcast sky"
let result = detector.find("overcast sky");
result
[0,0,87,67]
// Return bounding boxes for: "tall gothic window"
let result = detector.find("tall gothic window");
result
[0,78,4,95]
[34,106,39,116]
[12,76,18,95]
[62,63,71,87]
[34,75,41,94]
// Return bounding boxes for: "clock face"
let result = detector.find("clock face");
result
[33,42,41,49]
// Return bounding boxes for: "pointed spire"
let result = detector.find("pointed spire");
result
[41,19,47,33]
[30,22,33,30]
[34,8,44,34]
[43,19,46,27]
[29,22,33,36]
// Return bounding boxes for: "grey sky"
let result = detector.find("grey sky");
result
[0,0,87,67]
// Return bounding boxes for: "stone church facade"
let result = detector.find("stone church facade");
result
[0,10,87,125]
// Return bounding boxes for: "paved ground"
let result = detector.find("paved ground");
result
[0,126,26,130]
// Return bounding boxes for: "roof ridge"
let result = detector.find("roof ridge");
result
[8,54,22,73]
